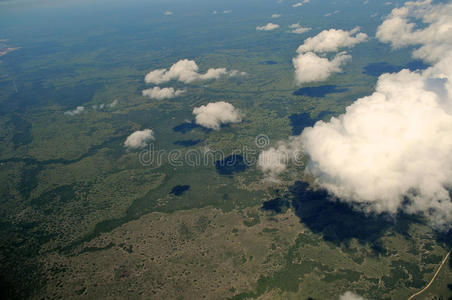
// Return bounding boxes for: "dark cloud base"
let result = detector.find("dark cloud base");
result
[289,181,423,251]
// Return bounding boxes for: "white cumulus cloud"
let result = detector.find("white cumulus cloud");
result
[64,106,85,116]
[271,13,281,18]
[256,23,280,31]
[107,99,119,108]
[262,0,452,230]
[192,101,242,130]
[297,27,368,53]
[293,2,303,7]
[376,0,452,64]
[258,135,304,181]
[93,100,118,111]
[293,51,351,84]
[124,129,154,149]
[292,27,367,84]
[144,59,242,84]
[289,23,312,34]
[142,87,185,100]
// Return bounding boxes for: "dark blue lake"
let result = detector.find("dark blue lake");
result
[293,85,347,98]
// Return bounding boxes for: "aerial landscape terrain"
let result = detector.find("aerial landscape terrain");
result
[0,0,451,299]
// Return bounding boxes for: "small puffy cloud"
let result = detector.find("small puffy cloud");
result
[92,104,104,110]
[107,99,118,108]
[293,51,351,84]
[271,13,281,18]
[192,101,242,130]
[213,10,232,14]
[93,100,119,110]
[164,10,173,15]
[339,292,367,300]
[297,27,368,53]
[289,23,311,34]
[256,23,280,31]
[258,148,288,178]
[124,129,154,149]
[293,2,303,7]
[229,70,247,77]
[258,135,304,180]
[64,106,84,116]
[199,68,228,80]
[292,27,366,83]
[142,87,185,100]
[144,59,242,84]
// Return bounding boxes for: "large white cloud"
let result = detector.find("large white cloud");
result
[144,59,241,84]
[293,51,351,84]
[376,0,452,64]
[301,64,452,228]
[124,129,154,149]
[142,87,185,100]
[261,0,452,230]
[256,23,280,31]
[297,27,367,53]
[192,101,242,130]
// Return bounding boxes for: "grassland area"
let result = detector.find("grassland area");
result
[34,207,450,300]
[407,253,452,300]
[0,0,451,299]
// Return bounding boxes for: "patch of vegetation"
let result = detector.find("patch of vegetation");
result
[243,212,260,227]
